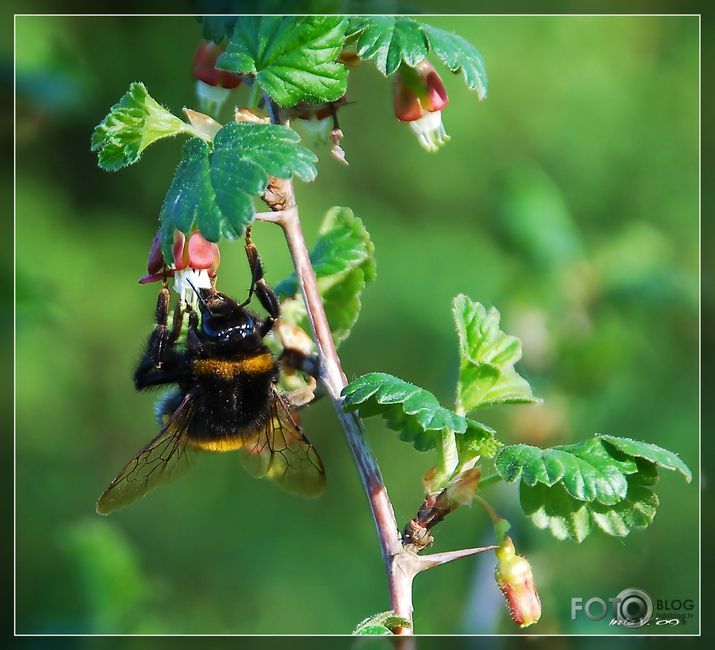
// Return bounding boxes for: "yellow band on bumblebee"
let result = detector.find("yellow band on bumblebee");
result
[193,354,274,378]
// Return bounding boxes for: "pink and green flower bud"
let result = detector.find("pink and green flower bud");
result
[494,537,541,628]
[393,61,450,152]
[172,230,220,272]
[192,40,242,116]
[139,229,220,307]
[172,231,219,304]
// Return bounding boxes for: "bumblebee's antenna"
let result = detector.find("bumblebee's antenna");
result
[186,279,212,313]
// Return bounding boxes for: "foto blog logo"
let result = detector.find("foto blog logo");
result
[571,588,694,628]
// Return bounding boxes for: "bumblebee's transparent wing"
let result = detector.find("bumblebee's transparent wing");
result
[96,395,194,515]
[240,388,325,497]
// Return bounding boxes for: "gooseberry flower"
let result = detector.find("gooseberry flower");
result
[139,230,220,307]
[192,40,242,116]
[393,61,449,152]
[494,537,542,628]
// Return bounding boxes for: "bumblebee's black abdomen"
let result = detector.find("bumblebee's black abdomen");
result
[188,350,277,451]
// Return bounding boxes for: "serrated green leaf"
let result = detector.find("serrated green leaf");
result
[632,457,660,486]
[354,625,392,635]
[453,294,538,411]
[423,24,488,100]
[320,268,366,344]
[496,438,636,505]
[520,482,593,543]
[275,207,375,346]
[353,610,411,635]
[159,122,317,260]
[343,372,466,450]
[276,206,375,297]
[342,372,497,453]
[521,475,659,543]
[600,434,692,482]
[458,364,536,411]
[590,477,659,536]
[217,16,348,106]
[502,434,690,541]
[341,369,499,460]
[347,16,429,76]
[91,82,189,171]
[347,17,487,97]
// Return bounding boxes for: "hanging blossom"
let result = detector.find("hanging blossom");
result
[393,61,450,152]
[494,536,542,628]
[292,96,349,165]
[192,40,242,116]
[140,230,220,308]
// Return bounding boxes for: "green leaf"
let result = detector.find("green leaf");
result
[453,294,538,411]
[342,372,497,452]
[342,373,466,451]
[217,17,348,106]
[159,121,317,260]
[275,207,376,346]
[320,269,365,345]
[276,206,375,297]
[590,477,659,536]
[354,625,392,635]
[498,435,691,541]
[347,17,429,76]
[496,438,637,505]
[423,24,488,100]
[520,475,659,543]
[91,82,189,171]
[600,434,692,482]
[520,482,593,542]
[353,611,411,635]
[347,17,487,97]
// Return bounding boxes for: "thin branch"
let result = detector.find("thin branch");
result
[263,181,406,621]
[259,183,499,635]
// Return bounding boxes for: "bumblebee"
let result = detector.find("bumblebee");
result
[96,237,325,515]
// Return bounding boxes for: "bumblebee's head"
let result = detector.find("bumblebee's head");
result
[196,290,260,349]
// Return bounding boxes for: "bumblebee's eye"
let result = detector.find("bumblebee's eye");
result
[201,316,221,338]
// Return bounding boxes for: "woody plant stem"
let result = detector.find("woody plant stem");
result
[254,199,495,633]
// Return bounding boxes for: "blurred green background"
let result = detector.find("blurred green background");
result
[13,14,698,635]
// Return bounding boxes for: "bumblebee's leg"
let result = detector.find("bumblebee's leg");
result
[169,300,185,344]
[186,309,204,355]
[135,285,185,389]
[242,233,280,335]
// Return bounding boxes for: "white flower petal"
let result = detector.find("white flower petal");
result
[174,268,212,307]
[195,80,230,116]
[408,111,450,152]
